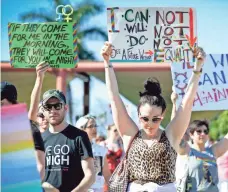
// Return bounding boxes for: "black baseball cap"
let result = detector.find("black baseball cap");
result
[42,89,66,104]
[1,81,17,102]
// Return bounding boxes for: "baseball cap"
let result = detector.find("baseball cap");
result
[42,89,66,104]
[76,114,96,129]
[1,81,17,102]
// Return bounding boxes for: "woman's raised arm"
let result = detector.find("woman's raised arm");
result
[165,47,206,151]
[101,42,138,149]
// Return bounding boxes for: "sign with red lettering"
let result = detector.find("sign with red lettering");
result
[107,7,197,63]
[171,54,228,111]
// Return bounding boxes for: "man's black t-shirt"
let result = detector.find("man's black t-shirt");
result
[42,125,93,192]
[30,120,45,152]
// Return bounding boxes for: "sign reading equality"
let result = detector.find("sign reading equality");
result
[107,7,197,63]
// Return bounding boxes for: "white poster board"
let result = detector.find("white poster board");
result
[171,54,228,111]
[107,7,197,63]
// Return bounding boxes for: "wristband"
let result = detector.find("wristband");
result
[105,63,113,68]
[193,68,203,75]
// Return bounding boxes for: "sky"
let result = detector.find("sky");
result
[1,0,228,61]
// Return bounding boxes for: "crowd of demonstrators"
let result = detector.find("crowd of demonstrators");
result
[76,115,111,192]
[100,41,224,192]
[1,41,228,192]
[171,89,228,192]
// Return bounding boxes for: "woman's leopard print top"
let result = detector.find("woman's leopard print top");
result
[128,131,177,185]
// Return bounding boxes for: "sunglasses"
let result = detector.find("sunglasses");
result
[113,129,118,133]
[43,103,63,111]
[140,116,163,124]
[196,129,209,135]
[37,113,45,119]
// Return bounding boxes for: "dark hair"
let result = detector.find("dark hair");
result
[137,78,166,114]
[96,135,106,143]
[188,119,209,135]
[11,100,18,104]
[1,81,18,104]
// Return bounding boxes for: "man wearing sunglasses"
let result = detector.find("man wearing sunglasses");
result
[41,90,95,192]
[1,81,45,181]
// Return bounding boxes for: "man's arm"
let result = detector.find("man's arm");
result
[30,121,46,180]
[165,47,206,151]
[28,62,49,121]
[35,150,45,181]
[71,157,95,192]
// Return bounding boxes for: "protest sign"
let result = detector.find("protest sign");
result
[171,54,228,111]
[1,104,42,192]
[107,7,196,63]
[8,22,78,68]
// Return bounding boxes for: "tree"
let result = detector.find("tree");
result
[20,0,107,60]
[209,111,228,141]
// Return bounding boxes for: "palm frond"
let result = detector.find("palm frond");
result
[52,0,71,8]
[72,2,104,23]
[78,27,108,40]
[20,12,54,22]
[77,43,95,60]
[53,0,63,7]
[19,0,104,60]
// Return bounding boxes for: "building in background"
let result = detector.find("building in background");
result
[67,76,140,137]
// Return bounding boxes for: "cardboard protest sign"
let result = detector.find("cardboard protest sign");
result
[107,7,197,63]
[8,22,78,68]
[171,54,228,111]
[1,104,42,192]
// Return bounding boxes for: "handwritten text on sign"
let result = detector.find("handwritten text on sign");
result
[171,54,228,111]
[107,7,196,63]
[8,22,78,68]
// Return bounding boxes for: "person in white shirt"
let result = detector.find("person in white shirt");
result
[76,115,111,192]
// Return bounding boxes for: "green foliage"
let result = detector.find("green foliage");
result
[209,111,228,140]
[20,0,108,60]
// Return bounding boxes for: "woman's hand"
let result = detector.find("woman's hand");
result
[101,41,112,63]
[193,47,206,71]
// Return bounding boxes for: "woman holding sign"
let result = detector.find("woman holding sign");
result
[101,41,206,192]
